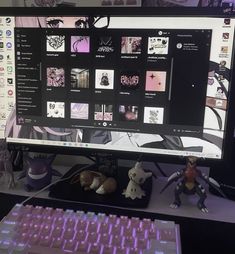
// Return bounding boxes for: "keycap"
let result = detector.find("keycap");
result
[0,204,181,254]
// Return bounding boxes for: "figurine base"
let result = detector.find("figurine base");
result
[49,163,152,208]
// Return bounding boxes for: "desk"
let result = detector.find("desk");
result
[0,168,235,254]
[0,192,234,254]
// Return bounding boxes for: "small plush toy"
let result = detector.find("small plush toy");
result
[123,162,152,200]
[18,154,61,191]
[96,177,117,194]
[78,170,102,191]
[71,170,117,195]
[0,139,15,188]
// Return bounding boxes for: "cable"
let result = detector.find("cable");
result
[20,163,95,206]
[154,161,167,177]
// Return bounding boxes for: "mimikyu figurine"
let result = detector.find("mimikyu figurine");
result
[160,156,226,212]
[123,161,152,200]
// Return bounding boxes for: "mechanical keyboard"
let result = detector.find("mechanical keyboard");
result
[0,204,181,254]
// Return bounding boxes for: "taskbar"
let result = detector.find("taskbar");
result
[7,137,222,159]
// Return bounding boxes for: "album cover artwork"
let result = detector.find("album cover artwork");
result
[120,71,140,90]
[70,103,89,119]
[47,101,65,118]
[104,104,113,121]
[121,37,142,54]
[96,36,115,53]
[119,105,138,121]
[148,37,169,55]
[95,69,114,89]
[71,36,90,53]
[94,104,113,121]
[46,35,65,52]
[144,107,164,124]
[71,69,89,89]
[145,71,166,92]
[47,67,65,87]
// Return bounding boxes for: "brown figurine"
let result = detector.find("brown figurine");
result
[71,170,103,191]
[96,177,117,194]
[71,170,117,194]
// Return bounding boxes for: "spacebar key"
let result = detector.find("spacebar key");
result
[27,245,66,254]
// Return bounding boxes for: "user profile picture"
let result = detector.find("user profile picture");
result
[176,43,183,49]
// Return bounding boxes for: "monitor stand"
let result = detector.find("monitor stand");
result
[49,154,153,208]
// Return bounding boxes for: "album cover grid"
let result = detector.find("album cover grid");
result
[45,33,168,125]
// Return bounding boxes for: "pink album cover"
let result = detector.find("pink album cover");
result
[145,71,166,92]
[71,36,90,53]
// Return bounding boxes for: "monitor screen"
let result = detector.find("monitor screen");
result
[0,8,234,160]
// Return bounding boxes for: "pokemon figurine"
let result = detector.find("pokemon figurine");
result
[18,154,61,191]
[160,156,226,212]
[123,161,152,200]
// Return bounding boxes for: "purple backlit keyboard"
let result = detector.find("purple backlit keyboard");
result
[0,204,181,254]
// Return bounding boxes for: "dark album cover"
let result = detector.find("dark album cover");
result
[120,70,140,90]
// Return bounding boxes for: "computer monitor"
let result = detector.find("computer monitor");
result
[0,7,235,163]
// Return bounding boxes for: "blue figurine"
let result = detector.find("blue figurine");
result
[18,154,62,191]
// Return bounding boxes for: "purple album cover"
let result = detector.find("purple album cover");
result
[70,103,89,120]
[71,36,90,53]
